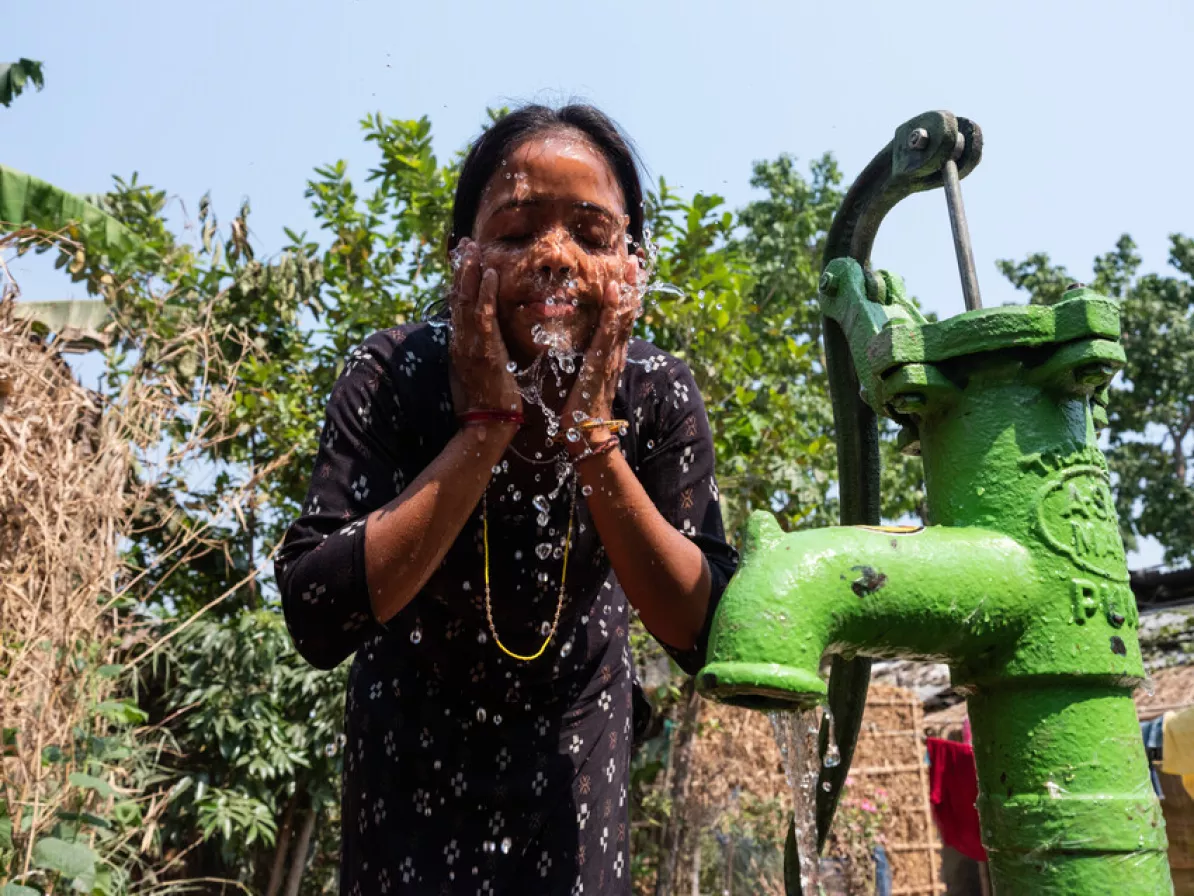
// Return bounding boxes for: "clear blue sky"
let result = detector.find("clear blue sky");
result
[7,0,1191,564]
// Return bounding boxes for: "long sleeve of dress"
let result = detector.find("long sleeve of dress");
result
[631,357,739,675]
[275,336,408,670]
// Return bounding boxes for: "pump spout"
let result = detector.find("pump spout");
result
[696,512,1036,711]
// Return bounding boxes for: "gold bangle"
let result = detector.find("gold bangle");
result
[552,419,629,445]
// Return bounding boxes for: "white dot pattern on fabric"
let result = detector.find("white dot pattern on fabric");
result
[274,329,738,895]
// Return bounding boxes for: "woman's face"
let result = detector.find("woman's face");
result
[468,130,636,365]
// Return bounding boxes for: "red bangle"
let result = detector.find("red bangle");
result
[458,409,524,427]
[573,436,620,464]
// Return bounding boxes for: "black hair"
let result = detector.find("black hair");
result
[448,103,646,255]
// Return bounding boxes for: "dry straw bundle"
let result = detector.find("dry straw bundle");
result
[0,237,275,886]
[0,288,127,821]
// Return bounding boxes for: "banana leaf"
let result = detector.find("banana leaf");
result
[12,299,111,351]
[0,59,44,108]
[0,164,138,256]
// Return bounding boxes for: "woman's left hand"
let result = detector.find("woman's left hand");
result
[560,257,641,454]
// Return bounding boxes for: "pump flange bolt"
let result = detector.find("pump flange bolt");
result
[819,270,839,296]
[907,127,930,150]
[889,392,927,415]
[1075,363,1115,387]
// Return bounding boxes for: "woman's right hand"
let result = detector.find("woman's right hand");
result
[448,239,523,415]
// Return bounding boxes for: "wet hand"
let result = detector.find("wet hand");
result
[448,239,523,415]
[560,257,641,453]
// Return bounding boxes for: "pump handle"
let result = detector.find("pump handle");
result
[784,111,983,895]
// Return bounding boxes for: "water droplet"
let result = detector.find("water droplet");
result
[476,707,487,723]
[537,512,550,527]
[552,546,563,560]
[646,440,655,450]
[566,428,580,442]
[477,631,488,644]
[532,495,550,514]
[538,572,549,584]
[506,361,518,373]
[514,550,523,560]
[535,542,553,560]
[560,640,573,657]
[494,714,502,726]
[512,490,521,501]
[410,627,422,644]
[491,465,502,475]
[500,837,512,854]
[572,410,587,422]
[433,759,441,770]
[822,781,832,791]
[540,621,552,636]
[483,841,496,853]
[581,484,593,497]
[823,708,840,767]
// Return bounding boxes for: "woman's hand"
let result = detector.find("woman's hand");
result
[560,257,641,453]
[448,239,523,415]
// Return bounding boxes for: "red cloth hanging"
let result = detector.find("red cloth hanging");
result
[926,737,988,862]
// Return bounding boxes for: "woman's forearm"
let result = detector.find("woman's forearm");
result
[364,424,515,624]
[573,447,712,651]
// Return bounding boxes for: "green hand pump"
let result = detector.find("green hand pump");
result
[696,111,1173,895]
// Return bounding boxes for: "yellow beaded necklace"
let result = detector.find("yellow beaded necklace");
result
[482,481,576,662]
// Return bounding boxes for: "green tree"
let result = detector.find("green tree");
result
[148,612,346,895]
[1000,234,1194,563]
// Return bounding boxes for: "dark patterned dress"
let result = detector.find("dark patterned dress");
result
[275,323,738,896]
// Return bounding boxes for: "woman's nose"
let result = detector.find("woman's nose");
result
[535,230,576,280]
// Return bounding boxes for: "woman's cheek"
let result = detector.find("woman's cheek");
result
[573,254,624,301]
[477,245,535,298]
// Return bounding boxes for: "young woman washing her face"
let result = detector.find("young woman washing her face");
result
[276,104,737,895]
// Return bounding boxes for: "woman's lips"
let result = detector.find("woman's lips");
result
[518,299,578,319]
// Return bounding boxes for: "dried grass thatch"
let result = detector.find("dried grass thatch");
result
[0,239,278,885]
[0,295,132,875]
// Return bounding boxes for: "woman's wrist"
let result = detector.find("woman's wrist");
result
[454,419,519,465]
[458,408,524,427]
[569,434,620,464]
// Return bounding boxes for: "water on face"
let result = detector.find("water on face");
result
[440,214,662,504]
[770,707,832,894]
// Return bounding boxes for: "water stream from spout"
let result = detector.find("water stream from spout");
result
[769,708,824,894]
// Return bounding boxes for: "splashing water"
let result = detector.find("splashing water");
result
[770,708,828,894]
[823,707,841,769]
[429,202,694,520]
